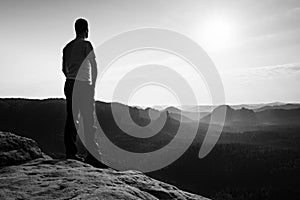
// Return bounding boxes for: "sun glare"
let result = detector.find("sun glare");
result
[200,16,236,51]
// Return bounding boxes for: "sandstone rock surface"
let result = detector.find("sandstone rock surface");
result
[0,132,209,200]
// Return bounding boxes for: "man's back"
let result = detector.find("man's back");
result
[63,38,95,83]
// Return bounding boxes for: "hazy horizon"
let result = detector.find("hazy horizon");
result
[1,97,299,110]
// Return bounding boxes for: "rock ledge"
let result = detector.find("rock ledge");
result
[0,132,209,200]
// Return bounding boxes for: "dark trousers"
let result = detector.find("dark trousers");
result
[64,79,97,157]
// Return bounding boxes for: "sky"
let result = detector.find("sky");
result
[0,0,300,106]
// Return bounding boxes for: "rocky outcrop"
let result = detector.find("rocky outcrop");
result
[0,131,48,167]
[0,132,209,200]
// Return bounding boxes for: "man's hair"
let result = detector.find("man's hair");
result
[75,18,88,35]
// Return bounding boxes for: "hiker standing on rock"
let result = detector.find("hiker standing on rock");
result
[62,18,105,167]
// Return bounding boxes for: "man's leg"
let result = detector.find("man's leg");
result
[78,82,108,168]
[64,79,79,158]
[79,83,99,157]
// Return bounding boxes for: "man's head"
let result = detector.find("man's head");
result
[75,18,89,38]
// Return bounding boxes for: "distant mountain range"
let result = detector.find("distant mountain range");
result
[253,103,300,112]
[1,99,300,133]
[163,103,300,129]
[0,98,300,156]
[154,102,300,112]
[202,104,300,127]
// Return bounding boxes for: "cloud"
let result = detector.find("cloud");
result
[222,63,300,82]
[247,63,300,77]
[219,62,300,104]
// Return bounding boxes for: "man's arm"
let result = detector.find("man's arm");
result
[62,50,67,77]
[91,57,98,87]
[86,42,97,87]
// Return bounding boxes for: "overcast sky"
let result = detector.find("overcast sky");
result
[0,0,300,106]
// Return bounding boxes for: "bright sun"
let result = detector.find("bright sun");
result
[200,16,236,51]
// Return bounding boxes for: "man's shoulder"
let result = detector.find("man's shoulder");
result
[75,39,92,45]
[83,40,93,48]
[72,39,93,48]
[63,39,93,53]
[63,39,75,52]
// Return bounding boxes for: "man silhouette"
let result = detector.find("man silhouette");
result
[62,18,104,166]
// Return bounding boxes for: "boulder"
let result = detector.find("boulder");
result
[0,131,47,167]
